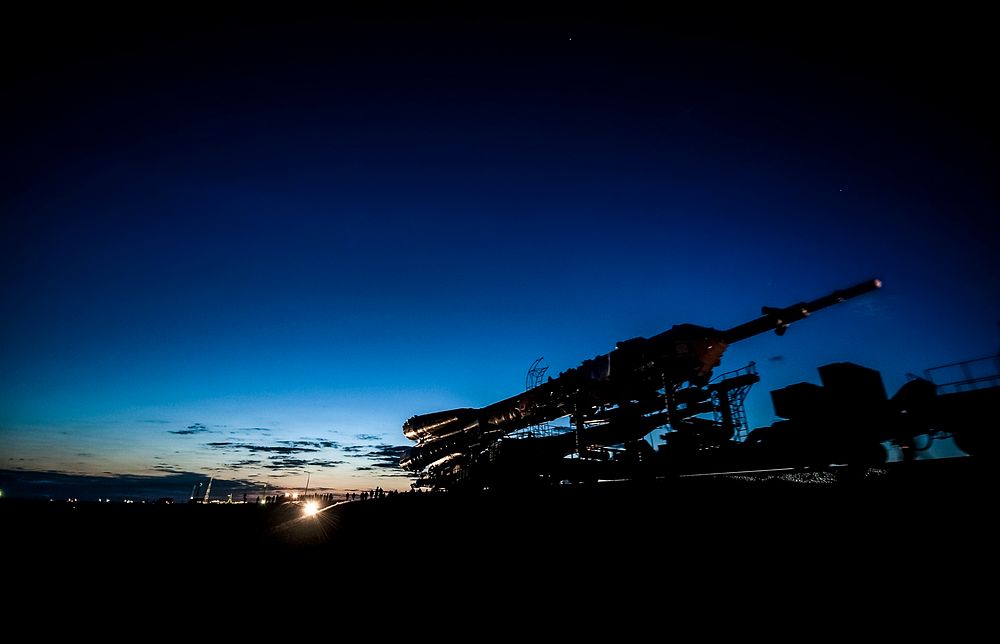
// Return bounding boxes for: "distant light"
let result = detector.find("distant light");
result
[874,279,883,288]
[303,501,319,518]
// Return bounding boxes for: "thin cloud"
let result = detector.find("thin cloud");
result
[348,444,410,470]
[262,458,309,470]
[204,441,322,454]
[272,439,340,449]
[169,423,210,435]
[0,468,259,500]
[369,461,404,469]
[261,456,346,471]
[309,459,345,468]
[151,465,188,474]
[245,445,319,454]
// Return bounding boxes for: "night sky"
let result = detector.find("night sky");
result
[2,9,997,499]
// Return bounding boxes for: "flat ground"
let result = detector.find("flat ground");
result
[2,458,993,605]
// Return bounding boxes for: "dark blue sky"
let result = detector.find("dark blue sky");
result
[2,9,997,497]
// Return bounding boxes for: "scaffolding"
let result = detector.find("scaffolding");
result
[509,357,565,439]
[709,362,759,441]
[924,355,1000,394]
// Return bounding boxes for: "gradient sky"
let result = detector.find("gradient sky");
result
[2,9,997,499]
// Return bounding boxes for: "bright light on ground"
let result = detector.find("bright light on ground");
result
[303,500,319,518]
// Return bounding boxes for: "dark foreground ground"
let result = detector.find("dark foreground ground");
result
[1,458,994,610]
